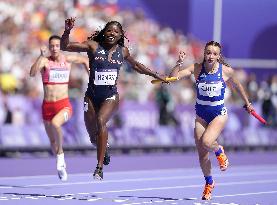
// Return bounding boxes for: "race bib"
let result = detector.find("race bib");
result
[94,69,117,85]
[198,82,222,97]
[49,69,70,83]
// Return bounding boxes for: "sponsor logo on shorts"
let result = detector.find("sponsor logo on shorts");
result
[221,107,228,115]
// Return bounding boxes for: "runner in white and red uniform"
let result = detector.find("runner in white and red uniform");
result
[41,55,72,121]
[30,35,89,181]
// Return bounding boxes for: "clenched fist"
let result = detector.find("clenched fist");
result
[65,17,76,32]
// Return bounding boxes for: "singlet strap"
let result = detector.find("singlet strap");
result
[219,63,223,78]
[60,55,66,63]
[196,63,206,81]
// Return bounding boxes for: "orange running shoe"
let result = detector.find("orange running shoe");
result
[216,145,229,171]
[202,181,215,200]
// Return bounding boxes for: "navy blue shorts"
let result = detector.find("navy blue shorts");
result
[195,103,227,124]
[85,85,118,108]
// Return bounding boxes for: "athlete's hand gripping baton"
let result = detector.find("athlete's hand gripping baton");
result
[151,77,179,84]
[243,105,267,125]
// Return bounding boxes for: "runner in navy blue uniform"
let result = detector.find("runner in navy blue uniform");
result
[169,41,254,200]
[61,17,166,180]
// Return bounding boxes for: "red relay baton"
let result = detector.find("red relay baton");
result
[250,110,267,125]
[243,105,267,125]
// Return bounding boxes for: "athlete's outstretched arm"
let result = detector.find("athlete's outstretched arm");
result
[224,66,253,112]
[30,46,48,77]
[66,54,90,74]
[60,17,91,52]
[122,47,166,82]
[169,51,194,79]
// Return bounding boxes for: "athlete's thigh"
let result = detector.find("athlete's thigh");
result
[84,95,97,132]
[98,94,119,124]
[43,121,55,139]
[51,107,72,127]
[194,115,207,142]
[203,114,228,143]
[194,116,208,155]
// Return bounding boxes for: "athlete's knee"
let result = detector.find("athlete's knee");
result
[201,137,213,150]
[49,138,56,146]
[97,116,107,130]
[51,119,61,129]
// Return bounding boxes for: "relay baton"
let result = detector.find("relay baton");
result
[151,76,179,84]
[243,105,267,125]
[250,110,267,125]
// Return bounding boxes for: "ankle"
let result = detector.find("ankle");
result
[214,147,223,156]
[96,164,103,169]
[57,153,65,168]
[204,176,213,185]
[57,153,65,160]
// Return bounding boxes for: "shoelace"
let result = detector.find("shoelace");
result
[94,166,103,174]
[203,184,213,196]
[217,154,227,166]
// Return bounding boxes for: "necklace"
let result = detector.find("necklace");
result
[211,67,217,73]
[205,66,217,74]
[205,62,218,74]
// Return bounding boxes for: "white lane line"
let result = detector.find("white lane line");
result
[2,170,276,188]
[0,168,195,180]
[1,164,277,180]
[113,199,129,202]
[214,190,277,198]
[87,198,102,202]
[92,179,277,194]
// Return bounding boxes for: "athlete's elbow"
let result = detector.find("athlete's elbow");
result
[132,65,143,74]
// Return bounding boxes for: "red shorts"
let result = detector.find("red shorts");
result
[42,98,72,121]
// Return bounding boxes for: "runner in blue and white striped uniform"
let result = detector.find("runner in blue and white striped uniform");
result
[195,63,227,124]
[169,41,254,200]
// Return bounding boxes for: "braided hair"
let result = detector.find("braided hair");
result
[202,40,230,67]
[88,21,127,47]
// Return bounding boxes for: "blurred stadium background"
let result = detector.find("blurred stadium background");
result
[0,0,277,156]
